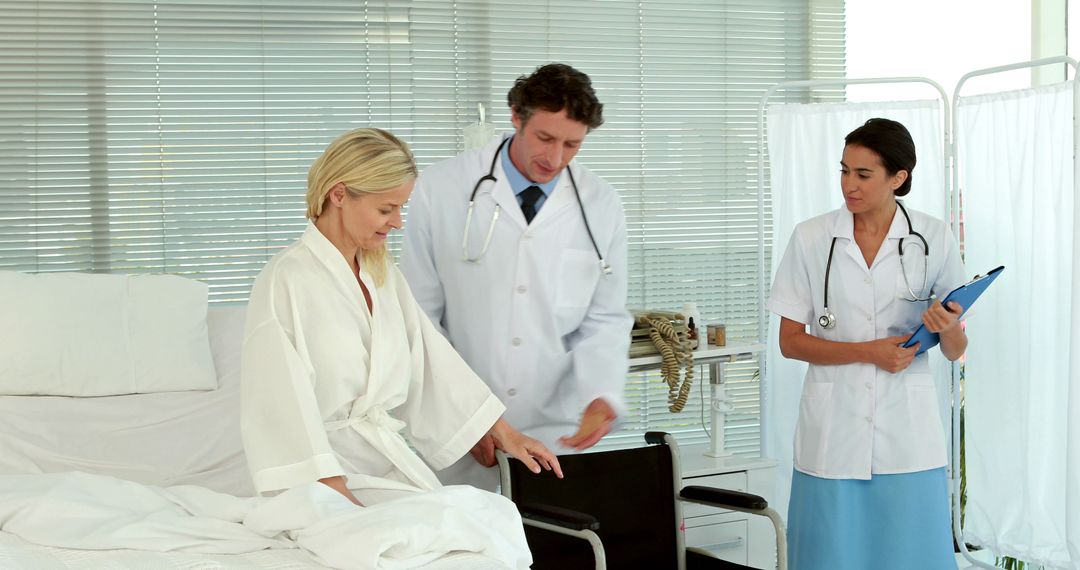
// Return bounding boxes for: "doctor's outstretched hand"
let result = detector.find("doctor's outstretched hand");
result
[488,418,564,478]
[559,398,616,450]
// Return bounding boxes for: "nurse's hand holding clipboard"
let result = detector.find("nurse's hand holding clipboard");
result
[866,335,920,373]
[902,266,1001,359]
[854,296,965,374]
[917,299,967,360]
[880,300,965,371]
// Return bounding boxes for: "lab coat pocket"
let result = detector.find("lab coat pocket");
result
[555,250,600,335]
[906,354,931,376]
[793,382,834,475]
[905,378,947,464]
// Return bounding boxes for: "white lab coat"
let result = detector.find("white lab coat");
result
[767,205,965,480]
[241,222,507,497]
[400,136,632,452]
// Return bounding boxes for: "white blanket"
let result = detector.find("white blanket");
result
[0,472,528,570]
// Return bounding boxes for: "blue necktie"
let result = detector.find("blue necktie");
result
[519,185,544,224]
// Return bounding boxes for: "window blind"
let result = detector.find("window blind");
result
[0,0,845,455]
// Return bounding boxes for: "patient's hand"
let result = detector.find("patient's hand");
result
[488,418,564,478]
[318,475,364,506]
[559,398,615,450]
[468,434,497,467]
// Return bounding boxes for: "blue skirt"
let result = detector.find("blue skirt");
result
[787,468,956,570]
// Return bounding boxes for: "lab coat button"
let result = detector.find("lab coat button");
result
[865,315,872,321]
[507,388,518,397]
[865,416,873,424]
[865,277,872,284]
[516,285,527,294]
[511,337,522,347]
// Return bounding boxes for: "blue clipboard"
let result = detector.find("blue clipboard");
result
[902,265,1004,356]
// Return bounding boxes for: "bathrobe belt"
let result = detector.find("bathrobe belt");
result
[325,407,442,491]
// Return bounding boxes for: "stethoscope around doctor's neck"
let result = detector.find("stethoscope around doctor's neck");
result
[818,200,932,330]
[461,136,613,276]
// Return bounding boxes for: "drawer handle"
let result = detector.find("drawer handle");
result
[700,536,744,552]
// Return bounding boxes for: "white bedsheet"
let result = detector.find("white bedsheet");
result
[0,306,524,569]
[0,530,327,569]
[0,532,510,570]
[0,307,254,496]
[0,472,521,570]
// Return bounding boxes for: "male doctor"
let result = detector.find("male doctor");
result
[400,63,632,489]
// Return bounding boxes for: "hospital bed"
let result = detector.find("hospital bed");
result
[0,532,503,570]
[0,273,511,570]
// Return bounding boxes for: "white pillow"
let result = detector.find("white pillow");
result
[0,271,218,396]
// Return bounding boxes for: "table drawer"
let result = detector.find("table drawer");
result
[681,472,747,518]
[685,517,749,566]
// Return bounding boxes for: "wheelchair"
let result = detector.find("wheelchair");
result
[497,432,786,570]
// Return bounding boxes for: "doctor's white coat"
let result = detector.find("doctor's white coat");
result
[401,136,632,450]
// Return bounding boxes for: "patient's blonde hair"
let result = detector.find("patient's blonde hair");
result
[306,128,417,286]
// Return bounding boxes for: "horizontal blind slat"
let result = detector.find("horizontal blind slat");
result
[1,0,845,456]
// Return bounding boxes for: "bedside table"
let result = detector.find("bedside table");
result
[679,445,778,568]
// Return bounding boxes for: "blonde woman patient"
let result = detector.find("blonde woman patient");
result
[240,128,560,566]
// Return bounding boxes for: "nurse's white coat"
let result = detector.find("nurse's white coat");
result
[767,205,965,480]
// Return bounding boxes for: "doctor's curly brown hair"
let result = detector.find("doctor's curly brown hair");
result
[507,63,604,130]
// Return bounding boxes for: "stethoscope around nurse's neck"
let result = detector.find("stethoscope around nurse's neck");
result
[818,200,932,330]
[461,136,612,275]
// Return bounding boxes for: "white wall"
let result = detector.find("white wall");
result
[846,0,1032,101]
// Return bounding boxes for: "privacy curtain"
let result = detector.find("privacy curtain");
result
[762,99,949,517]
[958,81,1077,569]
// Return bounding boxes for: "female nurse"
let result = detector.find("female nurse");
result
[768,118,967,569]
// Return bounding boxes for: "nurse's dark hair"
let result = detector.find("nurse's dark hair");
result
[844,118,916,197]
[507,63,604,130]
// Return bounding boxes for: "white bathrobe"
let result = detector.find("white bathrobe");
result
[241,223,507,496]
[240,223,530,562]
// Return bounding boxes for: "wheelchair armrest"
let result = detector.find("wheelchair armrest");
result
[680,486,789,570]
[644,431,668,444]
[518,502,600,531]
[680,485,769,511]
